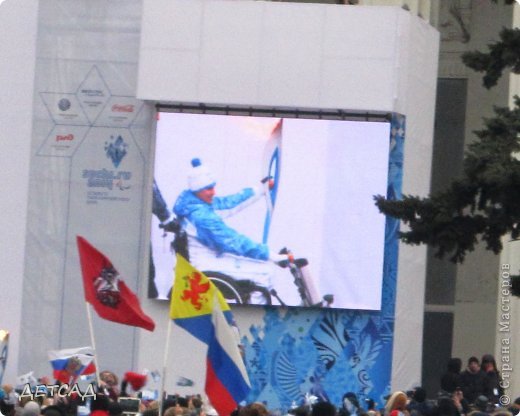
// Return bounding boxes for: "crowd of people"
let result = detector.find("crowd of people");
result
[0,371,211,416]
[0,354,516,416]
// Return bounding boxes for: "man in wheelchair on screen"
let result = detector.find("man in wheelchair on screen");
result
[172,158,289,289]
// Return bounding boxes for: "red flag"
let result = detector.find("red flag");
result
[77,236,155,331]
[124,371,147,391]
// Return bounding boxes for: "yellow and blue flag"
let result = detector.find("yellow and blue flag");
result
[170,255,250,416]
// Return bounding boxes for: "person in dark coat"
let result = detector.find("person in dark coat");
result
[407,387,435,416]
[459,356,486,404]
[480,354,503,404]
[440,358,463,394]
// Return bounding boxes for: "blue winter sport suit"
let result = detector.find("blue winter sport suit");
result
[173,188,269,260]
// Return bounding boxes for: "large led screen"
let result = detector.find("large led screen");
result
[149,112,392,310]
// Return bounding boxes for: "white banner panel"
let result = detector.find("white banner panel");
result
[20,0,153,378]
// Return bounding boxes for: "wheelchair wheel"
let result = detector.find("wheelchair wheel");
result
[204,271,272,305]
[241,283,272,305]
[205,272,244,304]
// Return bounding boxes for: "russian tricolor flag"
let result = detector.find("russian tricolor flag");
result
[170,255,250,416]
[48,346,96,384]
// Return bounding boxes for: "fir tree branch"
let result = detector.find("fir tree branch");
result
[375,97,520,263]
[462,28,520,88]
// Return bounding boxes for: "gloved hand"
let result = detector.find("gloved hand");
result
[261,176,275,190]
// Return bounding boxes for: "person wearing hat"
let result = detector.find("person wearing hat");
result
[21,402,41,416]
[173,158,288,262]
[459,357,486,405]
[472,395,491,414]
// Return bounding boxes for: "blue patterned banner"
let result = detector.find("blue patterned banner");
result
[242,114,405,413]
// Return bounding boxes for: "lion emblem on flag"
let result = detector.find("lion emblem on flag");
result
[181,272,210,310]
[94,266,121,308]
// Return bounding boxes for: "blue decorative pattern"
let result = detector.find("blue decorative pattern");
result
[241,114,405,413]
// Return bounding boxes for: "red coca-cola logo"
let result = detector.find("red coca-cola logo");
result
[56,134,74,142]
[111,104,134,113]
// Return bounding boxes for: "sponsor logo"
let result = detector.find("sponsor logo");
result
[82,169,132,191]
[105,135,128,168]
[56,134,74,142]
[111,104,134,113]
[58,98,71,111]
[80,89,104,97]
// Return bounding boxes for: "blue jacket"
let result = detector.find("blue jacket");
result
[173,188,269,260]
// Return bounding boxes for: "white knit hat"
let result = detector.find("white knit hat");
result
[188,158,216,192]
[22,401,41,416]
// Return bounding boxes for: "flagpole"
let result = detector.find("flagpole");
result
[85,302,102,388]
[158,319,173,416]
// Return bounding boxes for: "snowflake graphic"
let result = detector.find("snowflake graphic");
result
[105,135,128,168]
